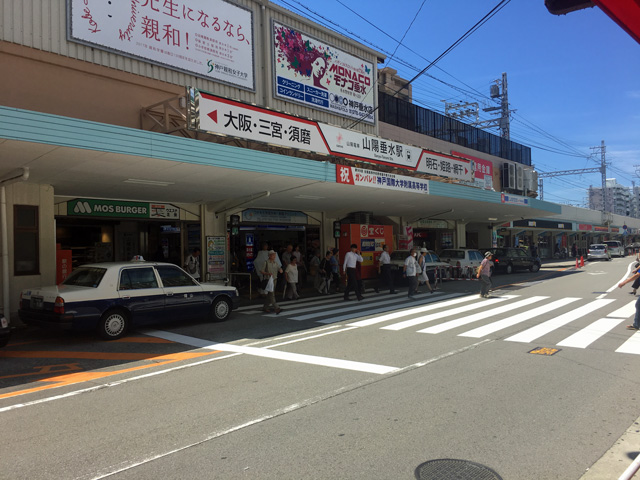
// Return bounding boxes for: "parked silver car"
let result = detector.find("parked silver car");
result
[587,244,611,261]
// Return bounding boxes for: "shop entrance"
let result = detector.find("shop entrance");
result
[56,218,200,269]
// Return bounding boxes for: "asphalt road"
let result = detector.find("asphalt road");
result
[2,257,640,480]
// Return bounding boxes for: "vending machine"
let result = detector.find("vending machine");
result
[339,224,394,279]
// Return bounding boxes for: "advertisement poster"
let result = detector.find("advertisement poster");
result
[336,165,429,194]
[273,21,375,123]
[68,0,255,89]
[206,236,226,278]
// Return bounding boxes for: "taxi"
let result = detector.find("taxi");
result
[19,261,239,340]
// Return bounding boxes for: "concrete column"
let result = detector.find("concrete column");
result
[455,221,467,248]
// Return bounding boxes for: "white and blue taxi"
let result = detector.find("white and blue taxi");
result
[19,262,239,340]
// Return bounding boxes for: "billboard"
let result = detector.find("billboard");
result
[273,21,375,124]
[67,0,255,90]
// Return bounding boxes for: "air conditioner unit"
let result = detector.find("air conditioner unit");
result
[523,169,539,195]
[501,163,515,189]
[516,165,524,191]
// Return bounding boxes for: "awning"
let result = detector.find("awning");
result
[545,0,640,44]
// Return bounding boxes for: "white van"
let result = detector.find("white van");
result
[603,240,624,257]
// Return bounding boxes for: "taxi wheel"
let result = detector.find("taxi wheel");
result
[506,263,514,274]
[211,298,231,322]
[98,309,129,340]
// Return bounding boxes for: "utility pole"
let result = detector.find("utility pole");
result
[444,73,514,140]
[471,72,514,140]
[590,141,607,213]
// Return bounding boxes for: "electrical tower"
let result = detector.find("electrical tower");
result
[538,141,608,213]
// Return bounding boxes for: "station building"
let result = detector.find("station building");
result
[0,0,637,320]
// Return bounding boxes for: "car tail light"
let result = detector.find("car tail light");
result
[494,258,499,263]
[54,296,65,314]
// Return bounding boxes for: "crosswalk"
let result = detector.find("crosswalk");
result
[237,291,640,355]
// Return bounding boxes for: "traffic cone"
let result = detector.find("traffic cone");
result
[576,258,579,269]
[580,256,584,267]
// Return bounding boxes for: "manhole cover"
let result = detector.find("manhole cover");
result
[415,459,503,480]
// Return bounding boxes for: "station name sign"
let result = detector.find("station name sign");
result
[191,89,472,182]
[68,199,180,219]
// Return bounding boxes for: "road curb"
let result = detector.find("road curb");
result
[580,415,640,479]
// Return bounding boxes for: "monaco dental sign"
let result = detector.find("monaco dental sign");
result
[192,89,472,182]
[68,199,179,219]
[272,21,375,123]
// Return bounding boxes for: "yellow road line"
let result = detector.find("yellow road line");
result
[0,350,222,400]
[0,350,212,361]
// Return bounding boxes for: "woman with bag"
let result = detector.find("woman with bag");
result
[417,248,434,294]
[260,250,283,314]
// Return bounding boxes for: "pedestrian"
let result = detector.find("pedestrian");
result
[477,251,494,298]
[571,243,577,258]
[629,262,640,295]
[330,248,340,293]
[343,244,364,301]
[417,248,434,294]
[260,250,283,314]
[255,243,281,294]
[281,244,293,269]
[309,250,321,290]
[318,251,332,294]
[185,247,201,280]
[619,269,640,329]
[403,248,419,299]
[375,244,397,294]
[285,255,300,300]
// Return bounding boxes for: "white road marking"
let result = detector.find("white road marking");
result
[459,298,580,338]
[144,330,398,375]
[557,317,628,349]
[616,331,640,355]
[315,296,461,324]
[418,296,547,334]
[381,295,517,331]
[504,299,615,343]
[282,293,438,320]
[607,300,638,319]
[347,293,468,327]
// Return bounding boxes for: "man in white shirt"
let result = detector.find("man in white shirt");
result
[403,248,419,299]
[375,244,397,294]
[343,243,364,301]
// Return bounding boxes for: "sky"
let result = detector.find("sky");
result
[270,0,640,208]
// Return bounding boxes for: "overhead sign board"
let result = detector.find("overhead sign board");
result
[272,21,375,124]
[68,0,255,90]
[68,199,180,219]
[336,165,429,194]
[193,89,470,181]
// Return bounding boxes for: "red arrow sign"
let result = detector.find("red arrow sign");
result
[207,110,218,123]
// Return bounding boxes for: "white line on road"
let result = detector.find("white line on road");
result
[504,298,615,343]
[459,297,580,338]
[347,293,467,328]
[144,330,398,375]
[418,296,547,334]
[557,317,628,349]
[616,331,640,355]
[381,295,517,331]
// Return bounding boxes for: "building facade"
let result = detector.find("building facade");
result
[2,0,630,322]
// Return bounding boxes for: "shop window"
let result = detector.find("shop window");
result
[119,268,159,290]
[14,205,39,276]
